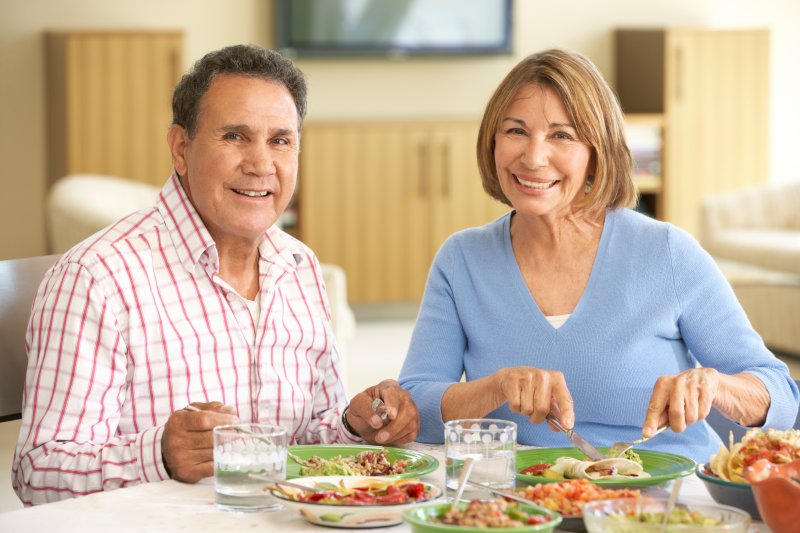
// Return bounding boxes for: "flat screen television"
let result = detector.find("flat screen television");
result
[274,0,513,58]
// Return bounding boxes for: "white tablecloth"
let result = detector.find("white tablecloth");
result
[0,443,771,532]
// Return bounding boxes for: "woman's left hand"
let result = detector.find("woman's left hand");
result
[643,368,720,437]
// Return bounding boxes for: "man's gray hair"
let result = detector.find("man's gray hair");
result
[172,44,307,137]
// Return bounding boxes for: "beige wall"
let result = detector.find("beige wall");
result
[1,0,798,259]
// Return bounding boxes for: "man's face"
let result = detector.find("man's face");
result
[168,74,299,249]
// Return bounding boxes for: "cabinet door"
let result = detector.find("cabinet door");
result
[300,121,508,304]
[429,122,509,252]
[300,122,432,303]
[664,29,769,235]
[46,31,183,187]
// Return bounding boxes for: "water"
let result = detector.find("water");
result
[445,449,515,500]
[214,444,286,511]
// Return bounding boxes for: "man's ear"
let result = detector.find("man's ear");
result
[167,124,189,176]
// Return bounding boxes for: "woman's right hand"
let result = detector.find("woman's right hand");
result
[492,366,574,429]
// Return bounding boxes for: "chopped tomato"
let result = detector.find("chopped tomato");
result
[528,514,551,524]
[521,463,551,476]
[402,483,425,499]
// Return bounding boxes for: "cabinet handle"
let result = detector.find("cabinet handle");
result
[441,142,450,197]
[418,144,429,197]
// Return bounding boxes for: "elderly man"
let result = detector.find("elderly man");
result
[13,44,419,505]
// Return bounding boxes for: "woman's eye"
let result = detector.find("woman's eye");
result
[553,131,573,140]
[506,127,526,135]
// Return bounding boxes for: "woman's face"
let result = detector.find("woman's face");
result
[494,83,592,219]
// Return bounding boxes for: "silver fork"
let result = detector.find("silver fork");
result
[607,425,668,458]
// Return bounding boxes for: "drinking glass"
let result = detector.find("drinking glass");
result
[444,419,517,501]
[213,423,288,511]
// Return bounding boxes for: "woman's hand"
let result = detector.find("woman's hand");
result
[492,366,574,429]
[643,368,720,437]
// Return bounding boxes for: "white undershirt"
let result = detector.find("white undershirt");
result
[244,297,261,326]
[545,313,570,329]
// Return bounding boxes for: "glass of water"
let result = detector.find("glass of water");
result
[444,419,517,501]
[213,423,288,511]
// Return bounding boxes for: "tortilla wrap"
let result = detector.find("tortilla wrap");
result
[549,456,650,480]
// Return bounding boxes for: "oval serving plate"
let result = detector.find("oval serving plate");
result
[516,447,695,487]
[287,444,439,480]
[274,475,442,529]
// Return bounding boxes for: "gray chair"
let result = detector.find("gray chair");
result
[705,379,800,442]
[0,254,60,421]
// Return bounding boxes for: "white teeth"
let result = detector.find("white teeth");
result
[516,176,558,189]
[233,189,269,197]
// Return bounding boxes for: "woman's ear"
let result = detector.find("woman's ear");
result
[167,124,189,177]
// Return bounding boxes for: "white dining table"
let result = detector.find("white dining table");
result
[0,443,771,533]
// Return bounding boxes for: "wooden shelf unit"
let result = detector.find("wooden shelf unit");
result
[615,28,770,235]
[45,30,184,187]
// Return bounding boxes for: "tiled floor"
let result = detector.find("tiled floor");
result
[345,320,800,398]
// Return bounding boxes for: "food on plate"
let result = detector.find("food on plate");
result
[434,499,552,527]
[620,448,643,466]
[543,456,650,480]
[274,478,432,505]
[614,507,722,526]
[291,449,408,476]
[709,428,800,484]
[516,479,641,516]
[520,463,554,477]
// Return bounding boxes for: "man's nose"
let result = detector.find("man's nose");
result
[242,142,275,175]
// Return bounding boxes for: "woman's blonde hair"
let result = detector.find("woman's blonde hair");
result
[477,49,637,216]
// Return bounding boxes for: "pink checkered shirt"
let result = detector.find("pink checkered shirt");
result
[13,174,355,505]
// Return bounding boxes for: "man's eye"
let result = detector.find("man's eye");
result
[223,132,243,140]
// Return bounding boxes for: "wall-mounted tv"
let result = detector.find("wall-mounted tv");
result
[274,0,513,59]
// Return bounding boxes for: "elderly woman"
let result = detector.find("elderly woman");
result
[398,49,798,462]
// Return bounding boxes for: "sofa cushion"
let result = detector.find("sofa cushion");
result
[712,229,800,275]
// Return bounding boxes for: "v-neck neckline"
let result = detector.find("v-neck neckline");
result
[501,209,615,334]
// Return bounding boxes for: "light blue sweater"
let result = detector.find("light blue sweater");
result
[399,209,799,463]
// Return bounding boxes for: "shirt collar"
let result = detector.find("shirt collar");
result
[157,173,302,276]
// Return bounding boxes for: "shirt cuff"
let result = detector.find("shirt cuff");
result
[135,424,169,483]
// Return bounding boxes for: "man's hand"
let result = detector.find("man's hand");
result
[161,401,238,483]
[346,379,419,445]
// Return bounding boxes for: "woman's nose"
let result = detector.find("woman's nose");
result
[521,135,549,168]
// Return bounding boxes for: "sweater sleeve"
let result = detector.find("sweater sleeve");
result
[398,238,468,443]
[667,225,799,428]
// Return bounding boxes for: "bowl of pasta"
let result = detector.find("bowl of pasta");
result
[270,476,442,528]
[697,427,800,520]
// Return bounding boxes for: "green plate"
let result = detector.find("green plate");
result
[516,447,695,487]
[403,501,561,532]
[287,444,439,480]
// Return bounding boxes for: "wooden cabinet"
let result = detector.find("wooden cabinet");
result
[45,31,184,187]
[298,121,508,303]
[615,29,769,236]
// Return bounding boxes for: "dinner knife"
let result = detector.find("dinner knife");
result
[545,413,605,461]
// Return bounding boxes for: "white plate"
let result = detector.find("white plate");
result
[271,475,442,528]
